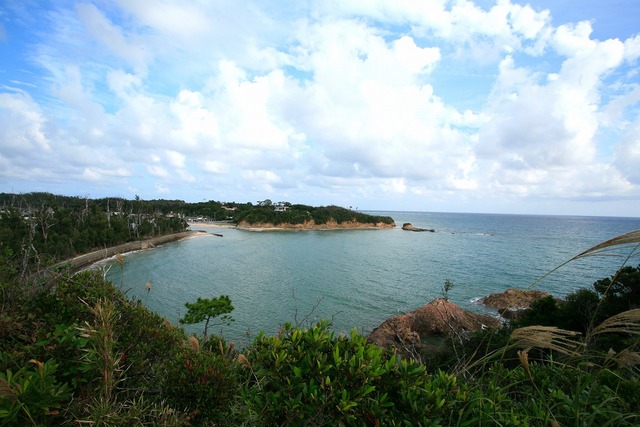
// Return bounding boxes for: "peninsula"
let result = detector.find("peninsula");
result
[194,200,395,230]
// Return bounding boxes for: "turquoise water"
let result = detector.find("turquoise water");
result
[103,212,640,345]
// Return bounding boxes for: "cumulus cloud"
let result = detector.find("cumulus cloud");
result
[614,117,640,184]
[0,0,639,214]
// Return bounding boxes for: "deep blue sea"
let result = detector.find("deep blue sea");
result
[102,212,640,345]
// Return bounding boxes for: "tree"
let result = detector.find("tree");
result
[179,295,234,339]
[442,279,454,300]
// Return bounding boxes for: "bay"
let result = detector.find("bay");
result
[103,212,640,345]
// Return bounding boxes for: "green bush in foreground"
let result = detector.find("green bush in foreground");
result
[0,359,69,426]
[241,320,460,426]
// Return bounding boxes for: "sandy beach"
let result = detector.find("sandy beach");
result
[187,221,237,229]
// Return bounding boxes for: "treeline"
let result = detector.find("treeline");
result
[234,204,395,226]
[0,192,188,275]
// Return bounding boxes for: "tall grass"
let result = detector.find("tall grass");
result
[453,229,640,426]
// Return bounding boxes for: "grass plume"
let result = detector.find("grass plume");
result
[509,326,583,356]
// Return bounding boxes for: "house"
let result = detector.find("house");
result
[274,203,290,212]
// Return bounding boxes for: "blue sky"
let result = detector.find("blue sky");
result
[1,1,639,216]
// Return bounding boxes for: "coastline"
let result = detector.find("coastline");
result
[188,219,396,232]
[235,220,396,231]
[49,230,208,273]
[187,221,237,229]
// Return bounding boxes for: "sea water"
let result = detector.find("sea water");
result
[103,212,640,345]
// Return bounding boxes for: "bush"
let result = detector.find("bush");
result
[0,359,70,426]
[242,320,458,426]
[160,344,238,423]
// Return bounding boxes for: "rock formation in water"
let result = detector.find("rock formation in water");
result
[401,223,435,232]
[368,298,501,357]
[481,288,550,320]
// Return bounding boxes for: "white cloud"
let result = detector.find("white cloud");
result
[75,3,151,73]
[203,160,229,175]
[82,167,131,181]
[0,91,50,154]
[146,165,169,179]
[1,1,639,214]
[624,34,640,62]
[165,150,185,168]
[553,21,597,56]
[614,117,640,184]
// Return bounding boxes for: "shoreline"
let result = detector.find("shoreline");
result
[49,230,208,273]
[188,220,396,232]
[187,221,237,229]
[235,220,396,232]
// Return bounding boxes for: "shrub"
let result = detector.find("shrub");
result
[160,344,238,424]
[242,320,459,426]
[0,359,70,426]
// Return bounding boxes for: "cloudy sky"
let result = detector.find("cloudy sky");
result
[1,1,639,216]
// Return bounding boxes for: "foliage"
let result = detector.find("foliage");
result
[242,320,458,426]
[179,295,235,339]
[594,265,640,319]
[160,343,239,424]
[514,264,640,351]
[441,279,454,300]
[0,359,70,426]
[233,203,394,227]
[0,192,188,276]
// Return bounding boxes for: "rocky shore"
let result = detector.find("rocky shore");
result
[401,223,435,232]
[481,288,550,319]
[368,298,501,357]
[368,289,549,357]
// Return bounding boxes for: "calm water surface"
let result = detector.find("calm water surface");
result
[103,212,640,345]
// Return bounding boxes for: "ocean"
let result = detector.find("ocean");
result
[103,212,640,345]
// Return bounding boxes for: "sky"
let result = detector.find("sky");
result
[1,1,639,216]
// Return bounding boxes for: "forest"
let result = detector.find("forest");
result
[0,193,188,278]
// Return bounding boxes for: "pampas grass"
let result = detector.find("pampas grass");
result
[589,309,640,338]
[510,326,583,356]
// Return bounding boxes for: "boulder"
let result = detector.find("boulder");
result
[401,223,435,232]
[481,288,550,319]
[368,298,501,356]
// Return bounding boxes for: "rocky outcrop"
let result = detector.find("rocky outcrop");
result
[368,298,501,356]
[401,223,434,232]
[481,288,550,320]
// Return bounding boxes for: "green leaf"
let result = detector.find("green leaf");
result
[292,366,301,377]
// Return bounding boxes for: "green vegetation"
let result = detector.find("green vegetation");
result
[233,203,395,227]
[1,192,639,425]
[0,192,188,275]
[179,295,235,340]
